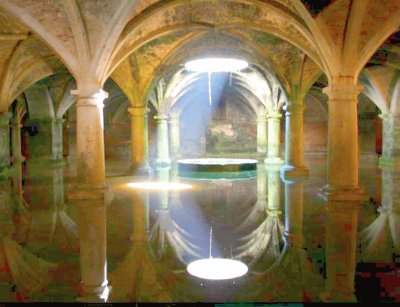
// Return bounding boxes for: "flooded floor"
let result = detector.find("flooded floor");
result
[0,155,399,303]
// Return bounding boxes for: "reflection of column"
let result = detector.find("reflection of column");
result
[0,112,11,169]
[266,165,281,213]
[169,117,181,160]
[257,116,267,157]
[52,118,64,161]
[321,81,363,200]
[11,120,24,163]
[264,112,283,165]
[283,180,304,247]
[77,199,109,302]
[72,89,107,186]
[321,203,358,302]
[130,191,147,243]
[155,115,171,165]
[281,103,309,178]
[128,106,150,175]
[379,113,400,168]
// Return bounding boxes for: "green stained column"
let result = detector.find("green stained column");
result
[128,106,151,175]
[169,117,181,160]
[51,118,64,161]
[264,111,283,165]
[155,115,171,165]
[0,112,11,169]
[11,119,24,163]
[379,113,400,168]
[257,115,267,157]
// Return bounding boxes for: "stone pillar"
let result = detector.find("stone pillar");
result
[11,120,24,163]
[28,119,52,161]
[379,113,400,168]
[130,191,147,243]
[0,112,11,169]
[321,80,363,200]
[63,114,70,158]
[128,106,150,175]
[52,118,64,161]
[169,117,181,160]
[76,199,110,302]
[321,203,358,302]
[283,180,304,247]
[281,103,309,178]
[257,115,267,157]
[156,166,170,210]
[155,115,171,165]
[264,112,283,165]
[72,89,107,187]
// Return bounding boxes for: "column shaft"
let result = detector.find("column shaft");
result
[11,122,23,163]
[128,106,150,174]
[379,113,400,168]
[284,182,304,247]
[322,81,363,200]
[155,115,171,165]
[264,113,283,165]
[281,103,308,177]
[257,116,267,157]
[52,118,64,161]
[169,118,181,160]
[73,90,107,186]
[0,112,11,169]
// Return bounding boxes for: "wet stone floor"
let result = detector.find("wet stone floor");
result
[0,155,399,303]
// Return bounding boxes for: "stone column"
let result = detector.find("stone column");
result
[0,112,11,169]
[52,118,64,161]
[155,115,171,165]
[63,115,70,158]
[71,89,107,187]
[379,113,400,168]
[11,120,24,163]
[321,80,363,200]
[283,180,304,247]
[281,103,309,178]
[128,106,150,175]
[76,199,110,302]
[28,119,52,161]
[156,166,170,210]
[169,117,181,160]
[257,115,267,157]
[264,111,283,165]
[321,203,358,302]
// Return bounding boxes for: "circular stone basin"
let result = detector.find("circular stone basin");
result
[177,158,258,172]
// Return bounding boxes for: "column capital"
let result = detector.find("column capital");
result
[284,103,305,115]
[323,82,362,101]
[266,111,282,119]
[128,106,148,117]
[154,114,169,121]
[71,89,108,107]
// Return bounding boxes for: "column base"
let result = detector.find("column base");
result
[77,284,111,303]
[67,185,113,206]
[318,184,369,202]
[264,157,284,165]
[280,165,309,179]
[126,164,152,176]
[155,158,171,166]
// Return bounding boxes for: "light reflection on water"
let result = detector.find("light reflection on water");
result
[0,160,399,302]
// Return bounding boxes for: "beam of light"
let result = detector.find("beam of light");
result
[127,182,192,190]
[187,258,248,280]
[185,58,248,73]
